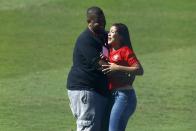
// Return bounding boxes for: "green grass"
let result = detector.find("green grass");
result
[0,0,196,130]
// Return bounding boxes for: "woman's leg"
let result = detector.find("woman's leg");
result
[120,89,137,130]
[109,89,137,131]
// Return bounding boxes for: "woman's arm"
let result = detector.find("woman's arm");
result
[102,62,144,75]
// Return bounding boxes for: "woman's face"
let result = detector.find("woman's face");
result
[108,26,121,46]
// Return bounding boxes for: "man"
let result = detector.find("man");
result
[67,7,110,131]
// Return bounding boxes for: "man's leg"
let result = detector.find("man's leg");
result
[68,90,108,131]
[102,95,112,131]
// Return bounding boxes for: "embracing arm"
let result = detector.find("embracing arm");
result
[106,48,144,75]
[79,37,109,70]
[102,62,144,75]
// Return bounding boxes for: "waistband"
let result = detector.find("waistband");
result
[111,85,133,91]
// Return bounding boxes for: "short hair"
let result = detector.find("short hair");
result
[86,6,104,23]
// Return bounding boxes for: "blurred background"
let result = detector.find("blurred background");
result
[0,0,195,130]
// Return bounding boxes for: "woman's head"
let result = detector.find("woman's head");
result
[108,23,132,49]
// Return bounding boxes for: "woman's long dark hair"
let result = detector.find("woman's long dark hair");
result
[112,23,133,49]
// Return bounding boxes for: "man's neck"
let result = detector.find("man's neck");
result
[88,26,97,36]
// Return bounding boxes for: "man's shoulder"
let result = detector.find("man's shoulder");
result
[76,28,98,46]
[78,28,93,41]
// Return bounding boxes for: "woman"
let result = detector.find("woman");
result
[102,23,144,131]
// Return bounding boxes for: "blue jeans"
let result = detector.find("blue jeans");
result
[68,90,108,131]
[109,89,137,131]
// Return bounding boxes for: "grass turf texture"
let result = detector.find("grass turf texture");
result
[0,0,196,130]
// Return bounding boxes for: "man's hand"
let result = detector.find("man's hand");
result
[98,53,109,71]
[100,53,109,61]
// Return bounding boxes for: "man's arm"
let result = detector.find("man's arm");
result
[79,38,108,70]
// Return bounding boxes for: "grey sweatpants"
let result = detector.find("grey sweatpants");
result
[68,90,108,131]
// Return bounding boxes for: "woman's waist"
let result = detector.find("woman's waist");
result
[110,84,133,91]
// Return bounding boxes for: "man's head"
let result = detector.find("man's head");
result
[87,6,106,34]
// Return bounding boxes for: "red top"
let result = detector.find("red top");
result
[108,46,139,90]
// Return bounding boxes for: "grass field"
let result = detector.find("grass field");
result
[0,0,196,130]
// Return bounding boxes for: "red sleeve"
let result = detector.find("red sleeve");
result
[124,48,139,66]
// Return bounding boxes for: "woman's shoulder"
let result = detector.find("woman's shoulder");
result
[120,46,134,54]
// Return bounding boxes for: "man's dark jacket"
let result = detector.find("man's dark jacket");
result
[67,28,109,96]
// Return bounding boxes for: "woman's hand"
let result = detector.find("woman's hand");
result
[102,62,120,74]
[102,62,144,75]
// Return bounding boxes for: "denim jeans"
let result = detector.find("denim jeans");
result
[68,89,108,131]
[109,89,137,131]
